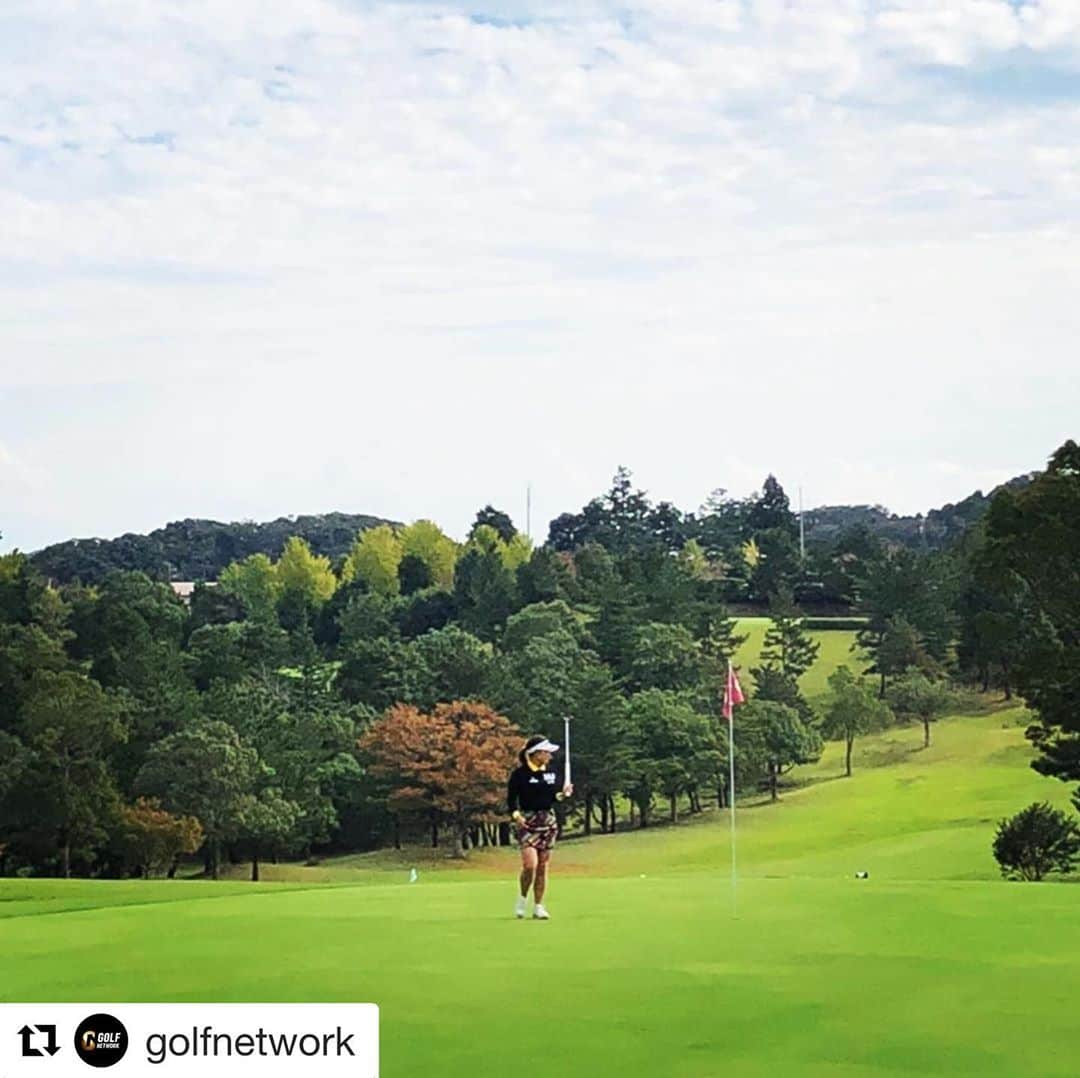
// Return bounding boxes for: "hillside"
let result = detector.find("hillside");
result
[24,468,1035,589]
[29,511,397,585]
[803,473,1034,551]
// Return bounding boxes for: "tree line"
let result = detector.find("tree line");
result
[1,443,1077,880]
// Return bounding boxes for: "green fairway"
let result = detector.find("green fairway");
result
[3,705,1079,1076]
[732,617,860,699]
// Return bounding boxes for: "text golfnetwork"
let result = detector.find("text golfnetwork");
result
[145,1025,357,1065]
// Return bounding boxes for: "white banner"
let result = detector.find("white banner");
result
[0,1004,378,1077]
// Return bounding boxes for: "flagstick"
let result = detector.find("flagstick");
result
[563,716,571,788]
[728,711,737,918]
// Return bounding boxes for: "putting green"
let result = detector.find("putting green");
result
[3,707,1078,1076]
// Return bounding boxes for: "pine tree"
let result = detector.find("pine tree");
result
[759,586,819,681]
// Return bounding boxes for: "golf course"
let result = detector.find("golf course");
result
[4,693,1078,1077]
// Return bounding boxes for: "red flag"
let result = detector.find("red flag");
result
[723,662,745,722]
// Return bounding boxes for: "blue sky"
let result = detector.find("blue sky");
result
[2,0,1080,552]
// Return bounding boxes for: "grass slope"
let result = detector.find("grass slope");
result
[3,707,1079,1077]
[732,617,859,699]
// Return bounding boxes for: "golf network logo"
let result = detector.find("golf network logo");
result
[73,1014,129,1068]
[1,1004,378,1076]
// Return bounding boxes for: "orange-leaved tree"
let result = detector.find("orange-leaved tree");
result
[119,797,204,879]
[359,700,521,858]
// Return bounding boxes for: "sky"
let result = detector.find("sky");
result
[2,0,1079,553]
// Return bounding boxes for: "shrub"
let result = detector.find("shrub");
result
[992,802,1080,881]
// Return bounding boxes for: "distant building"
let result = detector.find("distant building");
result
[171,582,215,604]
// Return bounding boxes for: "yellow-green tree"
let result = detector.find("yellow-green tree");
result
[677,539,710,580]
[502,532,533,572]
[219,554,282,622]
[468,524,532,573]
[400,520,459,589]
[276,537,337,605]
[342,525,403,596]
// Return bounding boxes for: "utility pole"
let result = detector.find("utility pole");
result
[526,482,532,542]
[799,486,806,561]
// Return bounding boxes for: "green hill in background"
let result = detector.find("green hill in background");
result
[29,511,396,585]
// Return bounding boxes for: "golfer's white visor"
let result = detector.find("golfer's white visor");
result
[527,739,560,754]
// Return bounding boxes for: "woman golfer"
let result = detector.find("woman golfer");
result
[508,735,573,920]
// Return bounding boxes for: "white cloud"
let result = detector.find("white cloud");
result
[875,1,1021,66]
[2,1,1079,550]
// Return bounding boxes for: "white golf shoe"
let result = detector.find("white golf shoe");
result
[514,895,527,919]
[533,904,550,920]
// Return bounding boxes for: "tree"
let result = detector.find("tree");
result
[68,571,186,669]
[691,592,747,667]
[487,630,587,736]
[453,543,518,642]
[335,590,397,650]
[396,588,456,640]
[187,581,244,629]
[758,586,820,681]
[470,506,516,545]
[516,549,571,606]
[185,621,290,690]
[118,798,203,879]
[341,526,402,597]
[67,571,201,793]
[276,536,338,606]
[677,539,710,581]
[0,554,72,729]
[589,575,639,679]
[564,663,630,835]
[855,549,955,692]
[400,520,459,589]
[954,526,1028,698]
[572,542,617,602]
[545,468,657,555]
[875,616,932,696]
[0,729,29,807]
[628,544,697,625]
[207,675,363,857]
[503,601,581,653]
[219,554,281,624]
[820,666,893,777]
[750,664,814,726]
[335,637,430,712]
[397,554,433,596]
[411,626,493,707]
[501,532,534,572]
[629,623,701,692]
[748,529,801,603]
[18,671,129,877]
[736,699,822,801]
[982,442,1080,783]
[993,803,1080,881]
[747,475,796,536]
[887,667,952,749]
[235,789,302,881]
[623,690,718,825]
[694,488,749,565]
[359,701,521,857]
[135,720,262,879]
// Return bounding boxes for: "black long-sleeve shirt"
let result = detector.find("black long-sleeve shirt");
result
[507,764,562,815]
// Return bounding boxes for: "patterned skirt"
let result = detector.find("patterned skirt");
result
[517,810,559,853]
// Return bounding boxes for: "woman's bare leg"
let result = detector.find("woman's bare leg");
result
[533,851,550,904]
[519,846,538,897]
